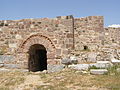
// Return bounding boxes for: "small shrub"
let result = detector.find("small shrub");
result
[107,65,120,75]
[88,65,100,71]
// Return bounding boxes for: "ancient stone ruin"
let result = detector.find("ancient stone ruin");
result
[0,15,120,72]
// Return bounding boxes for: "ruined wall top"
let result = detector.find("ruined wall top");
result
[0,15,103,27]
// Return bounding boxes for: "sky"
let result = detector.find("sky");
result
[0,0,120,26]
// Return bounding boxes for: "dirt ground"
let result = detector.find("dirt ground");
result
[0,68,120,90]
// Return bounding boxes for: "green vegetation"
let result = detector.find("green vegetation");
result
[107,64,120,75]
[88,65,100,71]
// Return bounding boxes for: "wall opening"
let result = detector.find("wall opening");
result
[28,44,47,72]
[83,46,88,50]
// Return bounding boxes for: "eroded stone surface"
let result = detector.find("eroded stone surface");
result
[90,69,108,75]
[68,64,89,70]
[47,64,65,72]
[111,59,120,64]
[89,61,113,68]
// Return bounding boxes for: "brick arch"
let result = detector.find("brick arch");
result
[20,34,55,52]
[18,34,56,59]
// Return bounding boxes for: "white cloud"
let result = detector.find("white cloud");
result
[108,24,120,28]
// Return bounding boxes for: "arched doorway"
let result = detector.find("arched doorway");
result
[28,44,47,72]
[18,34,56,69]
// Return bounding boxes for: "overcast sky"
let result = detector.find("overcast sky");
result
[0,0,120,26]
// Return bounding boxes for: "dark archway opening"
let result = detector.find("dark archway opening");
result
[28,44,47,72]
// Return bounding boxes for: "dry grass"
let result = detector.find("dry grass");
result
[0,68,120,90]
[36,69,120,90]
[0,70,27,90]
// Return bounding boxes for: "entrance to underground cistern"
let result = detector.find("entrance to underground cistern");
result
[28,44,47,72]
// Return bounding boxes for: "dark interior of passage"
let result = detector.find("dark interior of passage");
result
[28,44,47,72]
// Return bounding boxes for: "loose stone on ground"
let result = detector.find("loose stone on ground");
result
[90,69,108,75]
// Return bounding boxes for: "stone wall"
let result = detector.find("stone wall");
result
[102,27,120,60]
[0,15,120,68]
[0,17,74,67]
[73,27,120,63]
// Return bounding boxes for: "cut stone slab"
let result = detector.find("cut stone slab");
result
[15,69,29,72]
[90,69,108,75]
[61,58,71,65]
[89,61,113,68]
[0,68,10,72]
[47,65,65,72]
[110,55,120,64]
[111,59,120,64]
[0,63,4,68]
[4,64,21,69]
[70,56,78,64]
[68,64,89,70]
[97,61,111,63]
[0,55,15,62]
[61,56,78,65]
[96,61,113,68]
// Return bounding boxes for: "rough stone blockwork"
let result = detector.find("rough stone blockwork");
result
[0,15,120,69]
